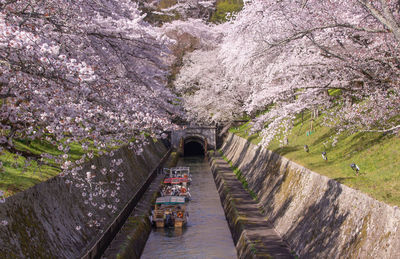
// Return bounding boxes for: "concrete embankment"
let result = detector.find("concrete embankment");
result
[220,133,400,258]
[0,139,168,259]
[209,152,293,259]
[101,152,179,259]
[101,173,163,259]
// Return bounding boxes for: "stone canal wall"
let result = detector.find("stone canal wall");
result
[209,153,293,259]
[219,133,400,259]
[101,152,179,259]
[0,139,168,259]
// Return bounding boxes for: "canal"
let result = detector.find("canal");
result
[141,156,237,259]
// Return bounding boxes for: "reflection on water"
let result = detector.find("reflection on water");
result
[151,227,185,237]
[141,156,237,259]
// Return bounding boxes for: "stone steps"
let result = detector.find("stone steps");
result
[209,153,293,259]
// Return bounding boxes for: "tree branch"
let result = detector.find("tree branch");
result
[357,0,400,42]
[361,124,400,133]
[265,23,388,48]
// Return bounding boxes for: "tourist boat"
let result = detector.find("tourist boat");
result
[160,184,191,201]
[163,177,189,185]
[151,196,188,228]
[166,167,192,184]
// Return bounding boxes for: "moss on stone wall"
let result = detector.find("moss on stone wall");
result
[116,216,152,259]
[103,149,175,259]
[209,155,284,259]
[220,152,258,200]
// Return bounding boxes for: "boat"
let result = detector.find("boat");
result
[163,177,189,185]
[160,184,191,201]
[151,196,189,228]
[166,167,192,184]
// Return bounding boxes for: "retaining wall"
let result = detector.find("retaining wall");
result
[221,133,400,258]
[0,139,168,259]
[209,153,293,259]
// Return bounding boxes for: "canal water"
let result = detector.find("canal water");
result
[141,156,237,259]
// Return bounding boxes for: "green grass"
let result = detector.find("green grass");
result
[158,0,177,9]
[230,120,262,144]
[0,138,114,197]
[229,113,400,206]
[140,0,181,26]
[210,0,244,24]
[0,151,59,197]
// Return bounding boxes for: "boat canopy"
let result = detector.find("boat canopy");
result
[156,196,186,205]
[170,167,190,174]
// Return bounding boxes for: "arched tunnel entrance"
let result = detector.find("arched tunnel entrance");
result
[183,136,206,157]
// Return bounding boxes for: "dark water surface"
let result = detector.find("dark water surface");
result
[141,156,237,259]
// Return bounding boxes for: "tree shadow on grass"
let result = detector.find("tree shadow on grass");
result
[272,146,300,156]
[342,132,388,156]
[247,134,260,144]
[308,128,338,147]
[307,159,334,170]
[332,177,355,184]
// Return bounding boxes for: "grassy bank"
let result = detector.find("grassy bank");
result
[0,138,114,197]
[229,114,400,206]
[210,0,244,23]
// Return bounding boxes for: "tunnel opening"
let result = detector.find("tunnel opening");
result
[184,141,205,157]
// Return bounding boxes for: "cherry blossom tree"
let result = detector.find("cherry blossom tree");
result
[175,0,400,147]
[1,0,400,226]
[0,0,184,156]
[0,0,184,224]
[163,19,240,122]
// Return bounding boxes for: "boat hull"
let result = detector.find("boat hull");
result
[174,220,184,228]
[155,220,165,228]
